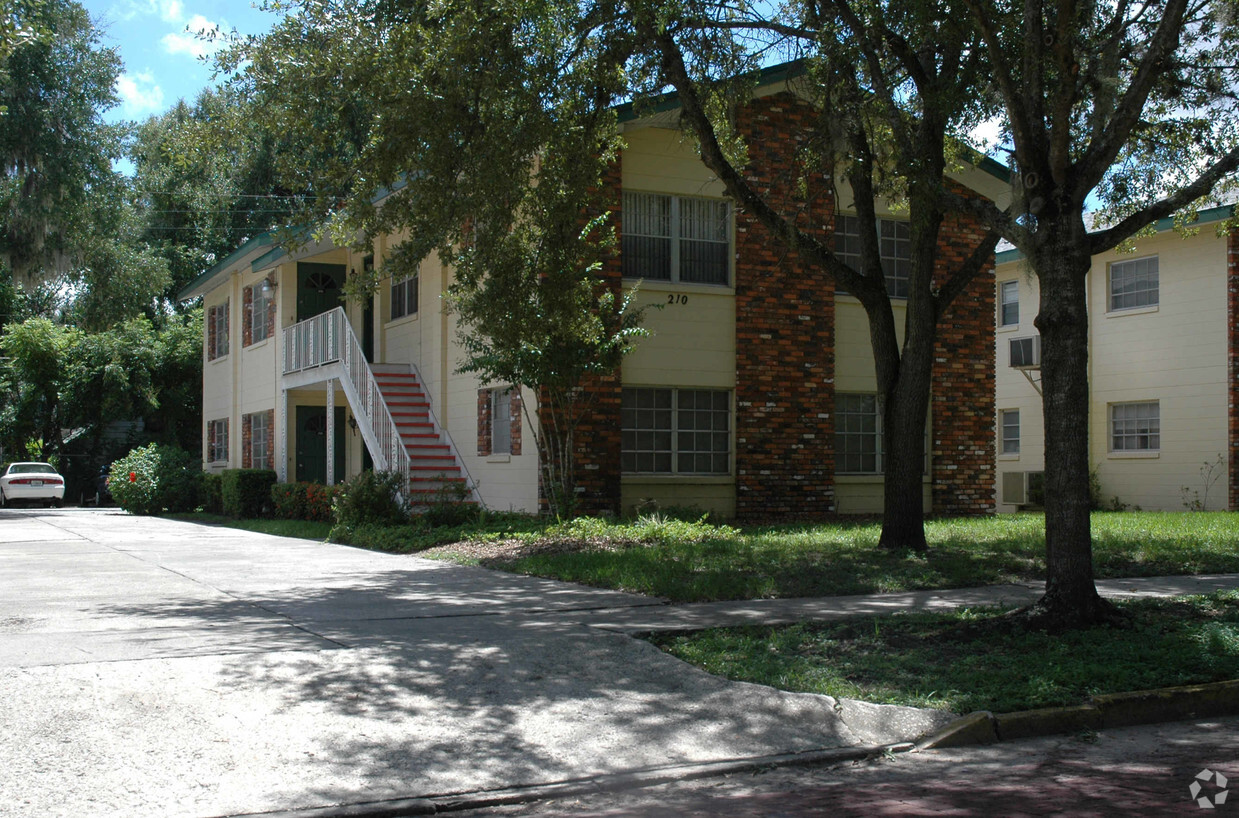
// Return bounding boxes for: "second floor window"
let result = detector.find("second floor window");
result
[999,280,1019,327]
[834,215,911,298]
[1109,256,1158,311]
[622,192,730,285]
[246,284,271,345]
[207,301,229,360]
[391,273,418,320]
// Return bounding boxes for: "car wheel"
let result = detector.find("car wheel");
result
[0,490,5,508]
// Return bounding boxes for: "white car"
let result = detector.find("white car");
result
[0,462,66,508]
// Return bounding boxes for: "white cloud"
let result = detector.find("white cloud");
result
[115,1,184,23]
[161,14,225,59]
[158,0,184,23]
[116,71,165,115]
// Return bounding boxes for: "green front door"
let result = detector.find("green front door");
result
[295,406,346,484]
[297,262,346,322]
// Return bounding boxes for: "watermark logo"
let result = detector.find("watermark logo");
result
[1190,769,1229,809]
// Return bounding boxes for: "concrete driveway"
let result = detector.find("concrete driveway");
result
[0,509,945,817]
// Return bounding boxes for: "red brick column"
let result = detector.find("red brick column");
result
[1228,227,1239,509]
[538,158,623,515]
[930,201,996,515]
[733,94,837,520]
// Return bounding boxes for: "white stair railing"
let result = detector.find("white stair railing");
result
[282,308,409,479]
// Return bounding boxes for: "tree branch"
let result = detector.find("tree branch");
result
[1087,145,1239,252]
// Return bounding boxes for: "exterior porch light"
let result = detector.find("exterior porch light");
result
[347,414,358,435]
[260,275,278,297]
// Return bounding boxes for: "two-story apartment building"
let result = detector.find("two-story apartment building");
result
[179,66,1007,520]
[994,205,1239,511]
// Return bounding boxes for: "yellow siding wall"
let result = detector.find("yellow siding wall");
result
[618,127,737,518]
[833,299,931,513]
[994,228,1230,511]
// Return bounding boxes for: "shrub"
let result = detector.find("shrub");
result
[108,443,201,516]
[221,469,277,518]
[305,482,337,523]
[200,473,223,514]
[421,480,480,528]
[271,482,309,520]
[332,470,407,533]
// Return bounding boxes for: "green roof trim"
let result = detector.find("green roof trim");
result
[995,204,1235,265]
[614,60,808,123]
[177,230,279,301]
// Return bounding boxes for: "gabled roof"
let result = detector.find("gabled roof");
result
[616,58,1011,185]
[995,204,1236,265]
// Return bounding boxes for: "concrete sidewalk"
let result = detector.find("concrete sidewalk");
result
[1,508,1234,818]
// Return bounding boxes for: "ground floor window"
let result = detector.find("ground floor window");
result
[1110,401,1159,452]
[478,386,521,456]
[837,393,882,473]
[836,394,929,474]
[621,387,730,474]
[243,410,274,470]
[208,419,229,464]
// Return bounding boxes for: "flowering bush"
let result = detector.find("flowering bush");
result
[271,481,339,522]
[108,444,201,516]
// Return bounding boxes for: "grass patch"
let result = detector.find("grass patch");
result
[169,513,333,541]
[438,512,1239,602]
[649,591,1239,713]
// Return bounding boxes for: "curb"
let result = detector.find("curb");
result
[228,743,915,818]
[916,678,1239,750]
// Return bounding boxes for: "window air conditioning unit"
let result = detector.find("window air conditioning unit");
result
[1009,335,1042,369]
[1002,470,1045,506]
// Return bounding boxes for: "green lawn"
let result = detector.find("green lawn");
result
[170,510,1239,604]
[650,591,1239,713]
[419,512,1239,602]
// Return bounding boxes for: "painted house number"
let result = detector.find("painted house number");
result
[667,293,689,305]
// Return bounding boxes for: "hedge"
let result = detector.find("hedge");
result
[221,469,277,518]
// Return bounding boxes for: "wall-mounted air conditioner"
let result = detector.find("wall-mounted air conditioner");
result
[1001,470,1045,506]
[1009,335,1042,369]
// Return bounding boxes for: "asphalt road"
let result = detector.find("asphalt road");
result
[0,508,946,818]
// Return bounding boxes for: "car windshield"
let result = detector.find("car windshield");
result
[8,464,56,475]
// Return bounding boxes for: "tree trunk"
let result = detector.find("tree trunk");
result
[1030,226,1117,628]
[878,342,934,552]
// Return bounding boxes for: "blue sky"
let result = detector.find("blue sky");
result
[83,0,276,122]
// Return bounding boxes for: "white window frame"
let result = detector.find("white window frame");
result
[622,192,731,286]
[491,387,512,455]
[208,419,229,464]
[1000,409,1020,455]
[208,302,229,360]
[621,387,731,474]
[391,273,418,321]
[249,412,272,470]
[247,285,270,345]
[836,393,884,474]
[999,279,1019,327]
[1109,255,1159,312]
[834,215,912,298]
[1110,401,1159,452]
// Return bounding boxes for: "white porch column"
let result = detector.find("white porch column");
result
[326,378,336,486]
[279,388,289,483]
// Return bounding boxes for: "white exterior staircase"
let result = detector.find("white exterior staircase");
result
[371,365,474,506]
[283,308,478,508]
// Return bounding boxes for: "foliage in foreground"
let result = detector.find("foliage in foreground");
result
[107,443,200,516]
[650,592,1239,714]
[417,512,1239,602]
